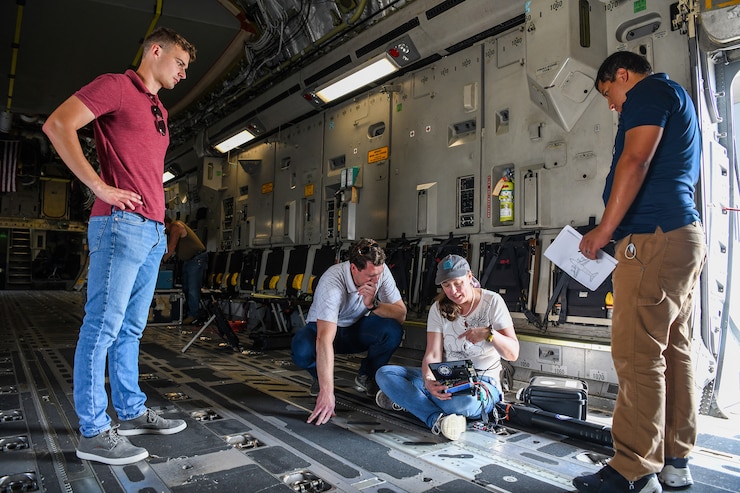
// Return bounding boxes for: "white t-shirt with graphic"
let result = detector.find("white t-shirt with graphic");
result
[427,289,513,380]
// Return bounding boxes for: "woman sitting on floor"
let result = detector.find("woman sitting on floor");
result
[375,254,520,440]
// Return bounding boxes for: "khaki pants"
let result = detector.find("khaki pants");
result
[609,222,706,481]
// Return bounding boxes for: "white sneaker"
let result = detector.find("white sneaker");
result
[659,464,693,487]
[431,413,466,441]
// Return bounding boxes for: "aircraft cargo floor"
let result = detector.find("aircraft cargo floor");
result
[1,291,739,493]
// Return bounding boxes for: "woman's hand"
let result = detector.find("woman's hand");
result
[425,378,452,401]
[457,326,490,344]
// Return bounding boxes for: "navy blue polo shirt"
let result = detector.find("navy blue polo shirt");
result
[603,73,701,241]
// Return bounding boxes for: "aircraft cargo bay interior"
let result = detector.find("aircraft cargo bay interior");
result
[2,0,740,492]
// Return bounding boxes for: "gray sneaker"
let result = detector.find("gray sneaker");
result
[118,408,187,436]
[375,390,405,411]
[76,427,149,465]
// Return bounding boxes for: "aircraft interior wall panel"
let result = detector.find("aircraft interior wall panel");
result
[584,346,619,387]
[525,0,607,131]
[706,206,730,288]
[322,93,392,241]
[271,115,324,246]
[234,143,275,246]
[482,41,611,232]
[515,338,617,387]
[412,0,523,53]
[536,96,615,227]
[190,184,222,252]
[388,44,483,239]
[708,140,730,211]
[606,1,691,90]
[0,189,38,218]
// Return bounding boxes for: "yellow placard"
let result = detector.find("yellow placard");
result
[368,146,389,164]
[262,182,274,194]
[705,1,740,10]
[304,183,315,197]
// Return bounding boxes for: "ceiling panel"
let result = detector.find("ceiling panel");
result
[0,0,240,122]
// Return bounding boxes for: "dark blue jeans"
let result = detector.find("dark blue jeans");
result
[182,252,208,319]
[291,316,403,380]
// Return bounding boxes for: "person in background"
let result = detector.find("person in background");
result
[374,254,519,440]
[574,51,706,492]
[291,238,407,425]
[43,27,196,465]
[163,215,207,324]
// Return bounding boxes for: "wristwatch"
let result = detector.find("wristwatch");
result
[486,326,495,342]
[368,297,380,311]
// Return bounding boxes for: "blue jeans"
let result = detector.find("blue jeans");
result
[376,365,501,428]
[74,211,166,437]
[291,316,403,380]
[182,252,208,319]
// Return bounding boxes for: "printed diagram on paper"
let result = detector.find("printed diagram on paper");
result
[544,225,617,291]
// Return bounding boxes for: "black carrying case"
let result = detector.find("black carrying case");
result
[565,276,612,318]
[522,376,588,420]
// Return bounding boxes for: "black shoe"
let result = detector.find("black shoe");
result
[573,466,606,493]
[573,465,661,493]
[354,374,369,392]
[365,377,379,397]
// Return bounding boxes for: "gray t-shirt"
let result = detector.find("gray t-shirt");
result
[306,262,402,327]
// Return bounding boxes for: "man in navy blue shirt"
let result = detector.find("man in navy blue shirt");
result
[575,51,706,492]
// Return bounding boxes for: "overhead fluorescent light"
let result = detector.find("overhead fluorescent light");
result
[315,53,399,103]
[214,129,255,153]
[162,163,181,184]
[162,170,177,183]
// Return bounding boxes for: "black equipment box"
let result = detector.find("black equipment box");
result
[521,376,588,420]
[565,275,612,318]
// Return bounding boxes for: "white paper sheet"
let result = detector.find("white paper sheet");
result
[543,225,617,291]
